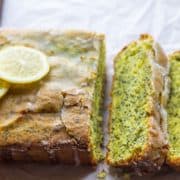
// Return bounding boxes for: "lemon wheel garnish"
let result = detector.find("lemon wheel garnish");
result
[0,46,49,84]
[0,79,9,98]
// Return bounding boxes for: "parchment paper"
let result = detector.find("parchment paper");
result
[1,0,180,179]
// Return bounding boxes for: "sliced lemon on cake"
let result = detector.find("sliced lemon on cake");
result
[0,46,49,84]
[0,80,10,98]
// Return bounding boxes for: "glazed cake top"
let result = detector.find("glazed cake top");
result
[0,30,104,147]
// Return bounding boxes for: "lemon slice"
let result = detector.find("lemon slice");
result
[0,79,9,98]
[0,46,49,84]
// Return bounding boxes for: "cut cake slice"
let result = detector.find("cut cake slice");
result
[107,34,169,174]
[166,51,180,170]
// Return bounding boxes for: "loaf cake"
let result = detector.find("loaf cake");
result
[107,34,169,174]
[0,30,105,164]
[166,51,180,170]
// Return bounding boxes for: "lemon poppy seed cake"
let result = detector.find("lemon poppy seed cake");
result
[107,35,169,173]
[166,52,180,170]
[0,30,105,164]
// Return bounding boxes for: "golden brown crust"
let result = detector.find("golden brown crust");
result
[168,50,180,59]
[0,109,93,164]
[0,143,92,164]
[106,34,169,175]
[167,157,180,171]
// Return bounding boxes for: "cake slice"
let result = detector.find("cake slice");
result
[107,34,169,174]
[166,52,180,170]
[0,30,105,164]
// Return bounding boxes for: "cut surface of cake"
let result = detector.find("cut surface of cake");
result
[107,35,169,174]
[166,51,180,170]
